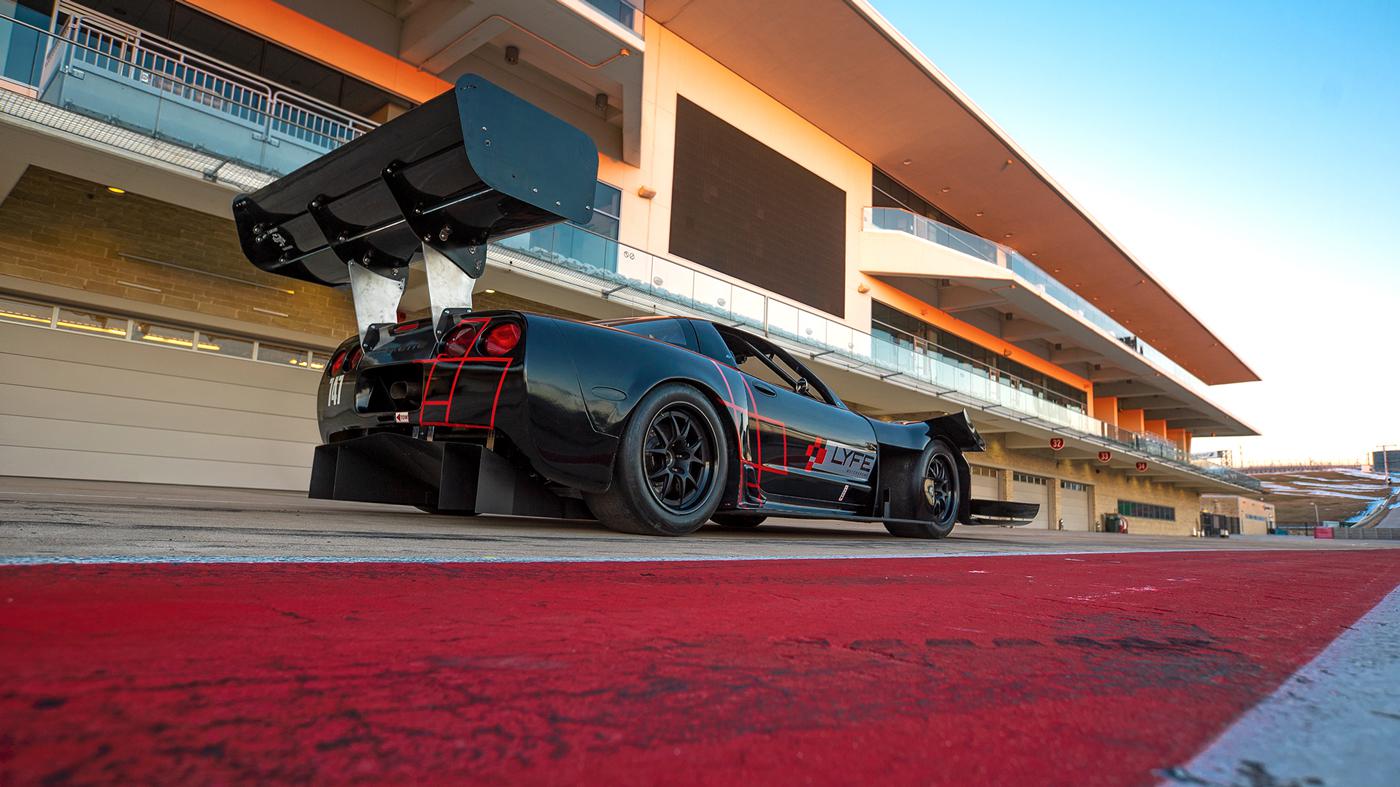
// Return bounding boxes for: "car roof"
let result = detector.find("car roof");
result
[592,315,684,327]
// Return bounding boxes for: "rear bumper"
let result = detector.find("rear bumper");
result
[310,433,589,518]
[964,499,1040,527]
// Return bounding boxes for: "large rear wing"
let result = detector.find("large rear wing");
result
[232,74,599,338]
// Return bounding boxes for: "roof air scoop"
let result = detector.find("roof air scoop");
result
[231,73,599,339]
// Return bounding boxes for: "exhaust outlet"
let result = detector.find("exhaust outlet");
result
[389,380,421,404]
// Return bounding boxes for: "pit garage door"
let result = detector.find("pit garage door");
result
[1012,471,1051,529]
[1058,480,1090,531]
[0,307,324,490]
[970,465,998,501]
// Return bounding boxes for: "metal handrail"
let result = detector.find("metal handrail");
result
[39,2,377,147]
[870,317,1090,413]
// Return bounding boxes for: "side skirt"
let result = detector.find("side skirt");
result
[724,498,1040,528]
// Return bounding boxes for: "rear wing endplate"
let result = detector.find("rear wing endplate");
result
[232,73,599,338]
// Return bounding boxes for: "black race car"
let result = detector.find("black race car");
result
[232,74,1037,537]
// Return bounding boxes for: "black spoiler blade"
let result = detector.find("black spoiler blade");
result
[231,73,599,287]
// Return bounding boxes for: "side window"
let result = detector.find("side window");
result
[718,328,837,406]
[613,318,694,350]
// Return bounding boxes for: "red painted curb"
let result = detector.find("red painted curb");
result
[3,550,1399,785]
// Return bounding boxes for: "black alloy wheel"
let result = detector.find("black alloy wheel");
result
[642,404,716,514]
[586,384,729,536]
[885,440,961,539]
[922,451,958,524]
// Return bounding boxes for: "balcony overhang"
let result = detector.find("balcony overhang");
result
[0,95,248,217]
[647,0,1257,384]
[858,229,1258,438]
[397,0,644,165]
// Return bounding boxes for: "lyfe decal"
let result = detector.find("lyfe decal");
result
[804,437,875,481]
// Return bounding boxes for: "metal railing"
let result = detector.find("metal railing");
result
[0,4,376,178]
[489,223,1258,490]
[865,206,1215,396]
[870,318,1090,414]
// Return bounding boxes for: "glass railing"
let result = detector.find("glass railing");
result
[583,0,645,35]
[868,206,998,263]
[871,321,1090,415]
[865,206,1215,396]
[486,224,1258,490]
[0,6,375,179]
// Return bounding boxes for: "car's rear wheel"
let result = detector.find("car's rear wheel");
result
[586,384,728,536]
[884,441,960,539]
[712,513,766,529]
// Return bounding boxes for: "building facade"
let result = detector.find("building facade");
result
[0,0,1262,532]
[1200,495,1276,536]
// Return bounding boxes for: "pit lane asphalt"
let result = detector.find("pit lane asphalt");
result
[4,477,1396,562]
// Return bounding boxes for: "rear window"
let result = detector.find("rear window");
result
[609,318,694,350]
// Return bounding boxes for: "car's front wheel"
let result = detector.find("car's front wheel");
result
[884,440,960,539]
[586,384,729,536]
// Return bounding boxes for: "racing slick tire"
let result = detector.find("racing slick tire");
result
[586,383,729,536]
[712,514,766,529]
[884,440,960,539]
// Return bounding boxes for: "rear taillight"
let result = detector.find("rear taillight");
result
[441,323,481,357]
[328,348,347,376]
[482,322,521,356]
[345,345,363,371]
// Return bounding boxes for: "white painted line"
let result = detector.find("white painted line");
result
[1162,586,1400,786]
[0,547,1369,567]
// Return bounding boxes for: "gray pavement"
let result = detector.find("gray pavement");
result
[1377,499,1400,528]
[3,476,1396,563]
[1166,587,1400,787]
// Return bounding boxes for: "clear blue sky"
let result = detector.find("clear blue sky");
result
[870,0,1400,465]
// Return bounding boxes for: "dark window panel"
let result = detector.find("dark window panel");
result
[167,4,264,74]
[338,75,399,118]
[79,0,171,37]
[261,43,341,106]
[873,167,971,232]
[670,96,846,317]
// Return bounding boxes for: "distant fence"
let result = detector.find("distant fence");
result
[1315,527,1400,541]
[1241,464,1364,474]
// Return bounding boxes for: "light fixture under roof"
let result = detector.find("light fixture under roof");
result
[975,211,985,217]
[901,158,913,166]
[106,186,125,194]
[939,186,950,193]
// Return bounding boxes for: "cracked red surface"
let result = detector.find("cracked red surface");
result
[3,550,1399,785]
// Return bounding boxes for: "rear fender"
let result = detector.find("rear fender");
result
[537,319,753,500]
[875,437,972,523]
[869,411,981,522]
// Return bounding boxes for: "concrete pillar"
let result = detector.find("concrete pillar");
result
[1118,408,1146,433]
[997,467,1012,502]
[1093,396,1119,427]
